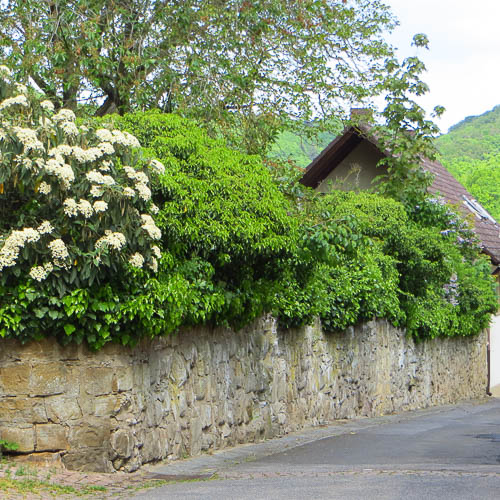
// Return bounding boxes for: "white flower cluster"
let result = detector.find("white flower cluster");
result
[124,166,151,200]
[78,199,93,218]
[60,120,79,137]
[93,200,108,213]
[123,187,135,198]
[96,230,127,251]
[40,100,55,112]
[0,95,28,111]
[71,145,105,163]
[0,65,11,78]
[141,214,162,240]
[99,160,112,172]
[152,245,161,259]
[86,169,115,186]
[90,185,104,198]
[13,127,44,152]
[149,257,158,272]
[29,262,53,282]
[44,157,75,188]
[37,221,54,235]
[0,69,161,282]
[48,238,69,266]
[38,181,52,195]
[129,252,144,268]
[149,159,165,175]
[98,142,114,155]
[63,198,94,218]
[95,129,114,142]
[111,130,141,148]
[0,227,41,271]
[52,109,76,123]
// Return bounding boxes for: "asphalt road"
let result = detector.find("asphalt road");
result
[132,398,500,499]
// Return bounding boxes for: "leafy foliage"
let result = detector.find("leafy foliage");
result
[437,105,500,221]
[0,67,165,348]
[0,0,397,153]
[0,85,496,348]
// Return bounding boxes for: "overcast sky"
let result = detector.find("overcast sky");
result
[383,0,500,133]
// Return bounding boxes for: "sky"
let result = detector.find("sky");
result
[383,0,500,133]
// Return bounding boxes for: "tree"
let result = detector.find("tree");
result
[0,0,397,152]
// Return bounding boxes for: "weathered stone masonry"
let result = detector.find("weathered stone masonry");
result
[0,317,488,472]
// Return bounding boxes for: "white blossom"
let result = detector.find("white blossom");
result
[60,121,79,137]
[123,187,135,198]
[48,238,69,266]
[98,142,114,155]
[40,100,55,112]
[78,199,93,218]
[93,200,108,213]
[96,230,127,251]
[149,159,165,175]
[0,95,28,111]
[141,214,162,240]
[53,109,76,123]
[0,228,40,270]
[86,169,115,186]
[37,221,54,235]
[13,127,44,152]
[29,262,53,281]
[135,183,151,201]
[123,166,148,185]
[150,203,159,215]
[63,198,79,217]
[15,83,27,94]
[38,181,52,195]
[149,257,158,272]
[95,129,114,142]
[124,132,140,148]
[45,158,75,187]
[129,252,144,268]
[90,185,104,198]
[0,65,11,77]
[152,245,161,259]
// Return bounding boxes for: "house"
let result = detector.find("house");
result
[299,124,500,395]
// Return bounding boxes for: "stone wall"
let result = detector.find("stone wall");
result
[0,318,488,472]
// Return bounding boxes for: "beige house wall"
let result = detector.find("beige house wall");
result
[317,141,384,193]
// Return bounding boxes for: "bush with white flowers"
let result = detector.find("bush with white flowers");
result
[0,65,163,294]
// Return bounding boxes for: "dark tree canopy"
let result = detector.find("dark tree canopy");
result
[0,0,397,152]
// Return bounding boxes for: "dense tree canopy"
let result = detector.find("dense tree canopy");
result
[0,0,397,152]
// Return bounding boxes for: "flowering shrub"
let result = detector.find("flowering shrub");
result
[0,65,163,294]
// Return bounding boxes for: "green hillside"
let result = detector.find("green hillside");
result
[436,106,500,221]
[270,129,337,167]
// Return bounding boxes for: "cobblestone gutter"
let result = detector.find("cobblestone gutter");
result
[0,318,487,472]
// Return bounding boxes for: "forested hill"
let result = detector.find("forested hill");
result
[269,130,337,167]
[436,105,500,221]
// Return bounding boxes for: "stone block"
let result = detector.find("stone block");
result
[30,363,67,396]
[35,424,69,451]
[62,448,113,473]
[0,397,47,424]
[190,417,202,456]
[69,424,111,449]
[83,367,114,396]
[94,395,121,417]
[111,429,134,459]
[45,396,81,423]
[0,364,30,395]
[112,367,134,393]
[0,426,35,452]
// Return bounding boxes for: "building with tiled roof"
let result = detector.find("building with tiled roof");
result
[300,125,500,265]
